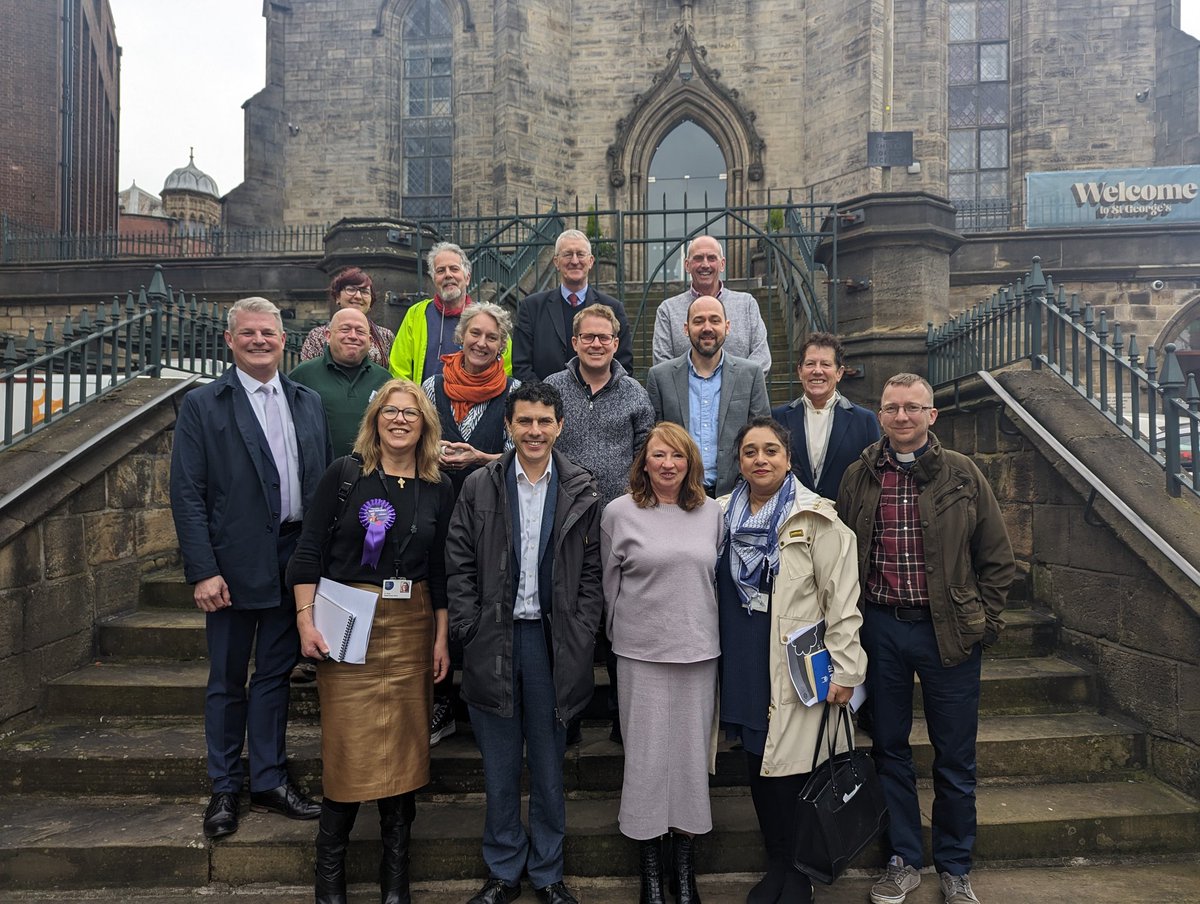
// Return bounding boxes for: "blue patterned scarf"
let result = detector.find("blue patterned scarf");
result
[725,476,796,612]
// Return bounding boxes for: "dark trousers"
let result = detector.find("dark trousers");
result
[745,752,812,899]
[469,620,568,889]
[862,604,982,875]
[204,596,299,794]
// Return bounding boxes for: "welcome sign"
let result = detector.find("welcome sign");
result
[1026,165,1200,228]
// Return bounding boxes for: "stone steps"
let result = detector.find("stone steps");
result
[0,711,1145,798]
[44,654,1092,721]
[3,780,1198,891]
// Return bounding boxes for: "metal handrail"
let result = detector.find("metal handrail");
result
[928,255,1200,498]
[977,370,1200,591]
[0,374,202,515]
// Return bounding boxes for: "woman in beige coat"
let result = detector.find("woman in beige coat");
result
[716,416,866,904]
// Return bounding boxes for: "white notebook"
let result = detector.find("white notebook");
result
[313,578,378,664]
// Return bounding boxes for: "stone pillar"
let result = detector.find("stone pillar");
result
[816,191,962,403]
[320,218,442,333]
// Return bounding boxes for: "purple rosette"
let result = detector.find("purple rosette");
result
[358,498,396,568]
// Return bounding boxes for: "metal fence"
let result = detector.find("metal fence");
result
[927,255,1200,498]
[1,216,327,263]
[1,266,303,448]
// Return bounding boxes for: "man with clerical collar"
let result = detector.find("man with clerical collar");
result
[772,331,879,501]
[652,234,771,374]
[837,373,1014,904]
[646,294,770,496]
[170,296,331,840]
[391,241,513,384]
[446,381,603,904]
[512,229,634,382]
[290,306,391,457]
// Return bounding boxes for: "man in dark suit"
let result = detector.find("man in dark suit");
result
[170,296,332,839]
[772,331,880,500]
[646,295,770,496]
[512,228,634,382]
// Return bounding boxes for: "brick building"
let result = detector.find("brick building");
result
[0,0,120,236]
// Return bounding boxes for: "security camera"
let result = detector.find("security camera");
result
[1151,279,1165,292]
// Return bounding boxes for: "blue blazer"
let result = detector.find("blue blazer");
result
[170,367,331,608]
[772,394,880,501]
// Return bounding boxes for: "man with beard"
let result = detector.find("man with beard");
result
[646,295,770,496]
[652,235,771,374]
[512,229,634,382]
[390,241,512,383]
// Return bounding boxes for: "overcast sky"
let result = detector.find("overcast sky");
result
[110,0,1200,198]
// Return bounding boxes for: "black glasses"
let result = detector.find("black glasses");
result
[576,332,615,345]
[880,404,934,417]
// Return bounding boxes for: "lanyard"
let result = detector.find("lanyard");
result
[376,469,420,577]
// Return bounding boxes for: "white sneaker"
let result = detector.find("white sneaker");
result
[940,871,981,904]
[870,855,922,904]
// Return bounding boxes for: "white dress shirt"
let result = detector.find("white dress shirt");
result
[236,368,303,522]
[803,390,839,487]
[513,456,553,619]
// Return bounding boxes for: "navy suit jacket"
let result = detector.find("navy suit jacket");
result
[512,286,634,382]
[646,351,770,495]
[170,367,332,608]
[772,393,880,501]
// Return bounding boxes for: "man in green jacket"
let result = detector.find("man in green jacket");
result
[290,307,391,457]
[837,373,1014,904]
[389,241,512,384]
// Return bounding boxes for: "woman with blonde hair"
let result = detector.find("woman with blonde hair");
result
[601,422,723,904]
[287,378,454,904]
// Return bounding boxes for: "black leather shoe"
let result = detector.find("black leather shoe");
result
[249,782,321,820]
[467,877,521,904]
[535,882,579,904]
[202,791,239,839]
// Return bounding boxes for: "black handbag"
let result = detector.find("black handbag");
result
[791,704,889,885]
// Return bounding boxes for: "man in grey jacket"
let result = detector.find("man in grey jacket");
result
[446,381,603,904]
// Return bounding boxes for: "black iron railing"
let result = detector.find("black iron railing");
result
[928,256,1200,498]
[1,266,302,449]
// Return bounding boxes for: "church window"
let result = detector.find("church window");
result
[401,0,453,222]
[948,0,1010,231]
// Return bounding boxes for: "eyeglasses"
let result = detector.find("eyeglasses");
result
[342,286,371,297]
[880,404,934,417]
[556,250,591,261]
[380,406,422,422]
[576,332,615,345]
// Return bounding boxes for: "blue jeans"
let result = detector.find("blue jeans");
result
[468,620,568,888]
[862,604,982,875]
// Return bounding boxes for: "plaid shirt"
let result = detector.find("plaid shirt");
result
[865,448,930,607]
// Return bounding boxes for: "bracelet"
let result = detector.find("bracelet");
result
[297,603,314,614]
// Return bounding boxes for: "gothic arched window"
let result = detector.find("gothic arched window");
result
[401,0,453,222]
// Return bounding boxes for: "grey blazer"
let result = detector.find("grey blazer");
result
[646,351,771,495]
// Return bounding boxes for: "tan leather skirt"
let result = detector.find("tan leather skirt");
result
[317,581,433,802]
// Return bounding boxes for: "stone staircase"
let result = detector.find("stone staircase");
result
[2,571,1199,894]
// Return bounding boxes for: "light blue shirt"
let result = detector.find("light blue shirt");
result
[513,456,553,619]
[687,352,724,487]
[560,284,589,305]
[235,367,302,522]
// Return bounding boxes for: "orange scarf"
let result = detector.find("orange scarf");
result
[440,353,507,422]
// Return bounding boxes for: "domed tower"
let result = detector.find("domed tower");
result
[161,149,222,236]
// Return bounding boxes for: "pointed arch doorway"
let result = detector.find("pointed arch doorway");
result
[646,119,727,282]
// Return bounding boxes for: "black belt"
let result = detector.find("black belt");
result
[869,602,931,622]
[279,520,304,536]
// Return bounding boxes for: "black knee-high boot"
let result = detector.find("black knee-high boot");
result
[378,792,416,904]
[315,798,360,904]
[638,836,667,904]
[672,832,702,904]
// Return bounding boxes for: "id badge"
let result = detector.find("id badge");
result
[748,591,769,613]
[382,578,413,600]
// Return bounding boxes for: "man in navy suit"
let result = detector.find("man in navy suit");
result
[512,229,634,382]
[773,331,879,501]
[170,296,332,839]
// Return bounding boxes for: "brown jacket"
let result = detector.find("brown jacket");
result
[836,432,1015,667]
